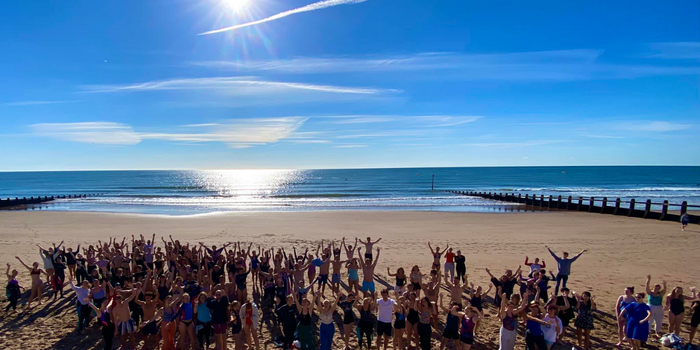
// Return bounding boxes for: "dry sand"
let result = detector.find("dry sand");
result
[0,210,697,350]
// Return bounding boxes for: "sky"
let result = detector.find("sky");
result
[1,0,698,171]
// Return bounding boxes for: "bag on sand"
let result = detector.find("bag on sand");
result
[660,333,681,347]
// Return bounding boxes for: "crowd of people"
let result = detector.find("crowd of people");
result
[4,234,700,350]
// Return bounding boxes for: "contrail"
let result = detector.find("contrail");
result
[199,0,368,35]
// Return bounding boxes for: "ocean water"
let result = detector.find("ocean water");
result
[0,167,698,215]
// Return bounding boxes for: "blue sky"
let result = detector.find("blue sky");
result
[1,0,698,171]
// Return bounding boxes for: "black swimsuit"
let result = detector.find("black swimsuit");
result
[407,308,420,324]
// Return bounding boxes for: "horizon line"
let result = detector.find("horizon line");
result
[1,164,698,173]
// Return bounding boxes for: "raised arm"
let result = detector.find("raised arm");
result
[524,256,531,266]
[15,257,32,272]
[387,268,396,277]
[546,246,560,261]
[371,248,381,268]
[645,275,653,295]
[570,249,586,262]
[485,268,495,279]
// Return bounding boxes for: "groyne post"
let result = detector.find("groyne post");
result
[661,200,669,220]
[643,200,652,218]
[577,197,583,211]
[601,197,607,214]
[588,197,595,212]
[628,199,636,217]
[614,198,621,215]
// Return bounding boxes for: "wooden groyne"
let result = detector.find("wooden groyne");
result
[0,194,103,208]
[447,191,699,224]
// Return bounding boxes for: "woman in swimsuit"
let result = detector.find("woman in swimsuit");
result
[176,293,196,350]
[427,242,449,272]
[450,304,481,350]
[409,266,423,297]
[15,256,46,308]
[249,246,261,292]
[689,296,700,346]
[230,301,244,350]
[387,267,407,296]
[439,293,461,350]
[615,286,635,346]
[294,290,316,350]
[307,253,317,285]
[498,291,528,350]
[415,296,436,350]
[5,263,24,312]
[468,282,492,316]
[406,292,420,349]
[392,296,407,350]
[331,292,352,349]
[666,286,696,335]
[346,258,361,295]
[644,275,666,338]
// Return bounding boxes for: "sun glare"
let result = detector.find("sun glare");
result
[223,0,251,13]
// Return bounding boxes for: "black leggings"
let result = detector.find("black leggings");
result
[525,331,547,350]
[457,267,466,283]
[5,296,18,311]
[283,323,296,348]
[197,321,212,348]
[358,321,373,349]
[102,324,115,350]
[76,267,89,284]
[418,322,432,350]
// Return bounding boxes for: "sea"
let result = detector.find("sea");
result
[0,166,698,216]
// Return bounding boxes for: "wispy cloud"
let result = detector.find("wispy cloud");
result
[645,42,700,60]
[5,100,81,106]
[190,50,699,80]
[31,122,142,145]
[199,0,368,35]
[80,77,396,95]
[30,118,308,148]
[615,121,692,132]
[319,115,482,127]
[333,144,368,148]
[285,139,332,144]
[581,134,623,139]
[462,140,565,148]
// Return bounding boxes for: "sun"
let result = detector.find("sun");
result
[222,0,251,13]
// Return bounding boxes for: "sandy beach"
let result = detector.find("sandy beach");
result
[0,210,697,350]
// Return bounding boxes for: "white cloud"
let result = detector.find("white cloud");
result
[286,140,332,144]
[462,140,565,148]
[80,77,396,95]
[581,134,623,139]
[5,100,81,106]
[616,121,692,132]
[646,42,700,60]
[30,118,308,147]
[319,115,482,127]
[333,144,368,148]
[31,122,142,145]
[190,50,699,80]
[199,0,368,35]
